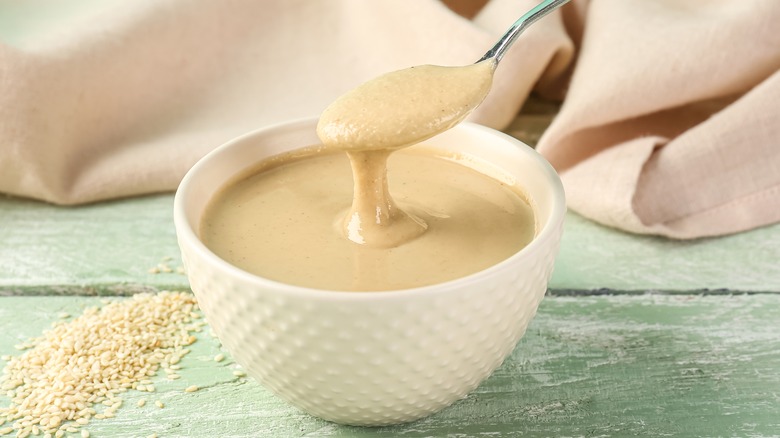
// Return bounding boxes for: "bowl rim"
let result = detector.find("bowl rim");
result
[173,117,566,301]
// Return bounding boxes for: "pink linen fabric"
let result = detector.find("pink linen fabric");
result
[1,0,778,238]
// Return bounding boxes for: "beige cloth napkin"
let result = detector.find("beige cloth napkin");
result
[538,0,780,238]
[1,0,778,239]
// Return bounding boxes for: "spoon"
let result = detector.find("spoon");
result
[316,0,571,248]
[317,0,571,152]
[478,0,571,65]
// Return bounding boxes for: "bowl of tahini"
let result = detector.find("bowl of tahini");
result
[174,117,565,426]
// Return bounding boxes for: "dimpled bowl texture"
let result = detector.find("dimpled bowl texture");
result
[174,118,566,426]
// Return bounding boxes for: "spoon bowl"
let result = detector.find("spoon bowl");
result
[317,0,571,152]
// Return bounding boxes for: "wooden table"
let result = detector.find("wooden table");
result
[2,191,779,437]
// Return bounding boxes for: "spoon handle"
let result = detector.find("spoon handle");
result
[477,0,571,64]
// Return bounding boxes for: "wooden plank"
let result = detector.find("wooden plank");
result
[555,213,780,292]
[2,195,779,294]
[1,293,778,437]
[0,195,186,295]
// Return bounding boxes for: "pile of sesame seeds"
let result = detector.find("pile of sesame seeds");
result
[0,292,205,438]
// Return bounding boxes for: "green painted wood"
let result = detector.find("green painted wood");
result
[0,195,186,295]
[2,195,779,294]
[1,293,778,437]
[554,213,780,293]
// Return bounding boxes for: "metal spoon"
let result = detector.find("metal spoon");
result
[478,0,571,65]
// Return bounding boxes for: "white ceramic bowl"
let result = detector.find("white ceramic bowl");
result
[173,118,566,426]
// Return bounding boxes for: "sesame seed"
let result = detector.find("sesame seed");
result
[81,431,90,438]
[184,385,199,393]
[213,354,225,363]
[137,399,146,408]
[167,374,180,380]
[232,370,246,378]
[0,292,199,435]
[154,401,164,409]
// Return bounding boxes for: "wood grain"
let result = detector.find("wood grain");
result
[1,294,778,437]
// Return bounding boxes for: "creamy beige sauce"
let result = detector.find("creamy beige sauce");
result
[201,148,535,291]
[317,61,495,247]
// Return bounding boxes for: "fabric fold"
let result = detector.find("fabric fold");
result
[537,0,780,238]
